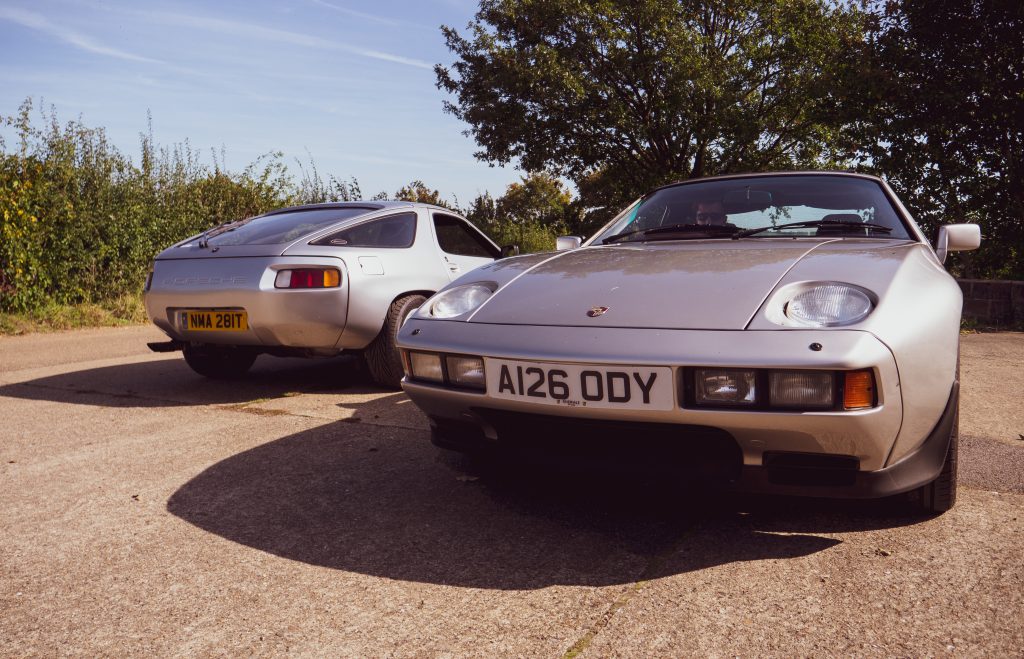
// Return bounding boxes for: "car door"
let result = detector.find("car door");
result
[430,212,500,281]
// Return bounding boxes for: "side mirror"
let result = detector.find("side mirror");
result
[556,236,582,251]
[935,224,981,263]
[500,244,520,258]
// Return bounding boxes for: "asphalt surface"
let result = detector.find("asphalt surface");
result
[1,326,1022,656]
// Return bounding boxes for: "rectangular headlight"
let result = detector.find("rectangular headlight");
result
[409,352,444,383]
[769,371,834,409]
[446,355,485,390]
[694,369,757,405]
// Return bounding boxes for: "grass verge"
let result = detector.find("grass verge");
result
[0,294,148,335]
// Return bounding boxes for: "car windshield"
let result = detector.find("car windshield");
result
[592,175,912,244]
[197,208,376,247]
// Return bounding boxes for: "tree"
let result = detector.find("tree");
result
[462,175,574,253]
[387,180,453,208]
[856,0,1024,279]
[463,190,498,229]
[496,172,573,229]
[437,0,865,211]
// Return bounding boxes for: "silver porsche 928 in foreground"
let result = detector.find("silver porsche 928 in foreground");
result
[397,172,981,513]
[144,202,500,387]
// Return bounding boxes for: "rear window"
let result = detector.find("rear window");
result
[203,208,376,246]
[311,213,417,248]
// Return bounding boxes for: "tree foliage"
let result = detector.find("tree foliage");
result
[0,99,355,313]
[496,172,573,228]
[438,0,865,211]
[855,0,1024,278]
[464,174,573,253]
[387,180,453,208]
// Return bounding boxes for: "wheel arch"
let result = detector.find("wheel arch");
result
[338,284,437,350]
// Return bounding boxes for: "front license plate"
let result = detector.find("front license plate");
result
[484,359,674,411]
[182,310,248,331]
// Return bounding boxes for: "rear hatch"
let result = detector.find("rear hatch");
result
[146,250,350,348]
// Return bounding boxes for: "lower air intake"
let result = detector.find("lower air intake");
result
[763,451,860,487]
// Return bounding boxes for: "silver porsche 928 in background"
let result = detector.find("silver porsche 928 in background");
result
[397,172,981,513]
[144,202,500,387]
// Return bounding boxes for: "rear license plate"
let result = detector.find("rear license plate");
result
[484,359,674,410]
[182,310,248,331]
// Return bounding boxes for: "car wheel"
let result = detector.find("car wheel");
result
[365,294,426,389]
[911,349,960,514]
[913,401,959,514]
[182,344,257,379]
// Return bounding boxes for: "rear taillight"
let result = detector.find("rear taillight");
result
[274,268,341,289]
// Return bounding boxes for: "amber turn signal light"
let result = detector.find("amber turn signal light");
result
[843,370,875,409]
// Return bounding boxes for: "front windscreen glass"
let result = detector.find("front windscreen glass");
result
[200,208,376,246]
[591,176,911,244]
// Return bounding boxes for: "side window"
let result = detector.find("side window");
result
[433,214,499,258]
[311,213,416,248]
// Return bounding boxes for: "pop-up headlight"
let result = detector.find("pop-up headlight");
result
[785,283,873,327]
[419,283,495,319]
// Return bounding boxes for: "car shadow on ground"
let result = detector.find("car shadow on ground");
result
[167,413,934,590]
[0,354,386,407]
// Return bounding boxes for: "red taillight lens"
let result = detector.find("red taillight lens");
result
[291,270,317,288]
[274,269,341,289]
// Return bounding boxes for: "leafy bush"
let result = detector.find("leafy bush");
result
[0,99,339,313]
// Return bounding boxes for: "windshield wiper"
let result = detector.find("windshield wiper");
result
[603,223,737,244]
[733,219,893,239]
[196,217,254,248]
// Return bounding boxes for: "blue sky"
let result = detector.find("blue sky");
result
[0,0,522,206]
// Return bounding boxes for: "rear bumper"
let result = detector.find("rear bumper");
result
[144,255,349,349]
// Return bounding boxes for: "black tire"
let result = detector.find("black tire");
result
[914,400,959,513]
[912,350,960,514]
[364,294,426,389]
[182,344,257,379]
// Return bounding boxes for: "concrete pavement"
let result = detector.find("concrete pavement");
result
[1,326,1022,656]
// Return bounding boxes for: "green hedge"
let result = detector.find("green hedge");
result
[0,101,331,313]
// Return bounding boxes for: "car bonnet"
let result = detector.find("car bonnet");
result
[467,240,840,330]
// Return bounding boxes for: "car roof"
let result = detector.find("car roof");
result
[262,201,463,217]
[649,170,883,195]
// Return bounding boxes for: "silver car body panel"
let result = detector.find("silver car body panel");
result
[399,172,967,484]
[148,254,351,348]
[145,202,498,351]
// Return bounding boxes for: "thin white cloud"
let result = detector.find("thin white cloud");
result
[0,6,162,64]
[147,12,433,70]
[309,0,403,27]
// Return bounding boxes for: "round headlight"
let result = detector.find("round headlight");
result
[420,283,495,319]
[785,284,873,327]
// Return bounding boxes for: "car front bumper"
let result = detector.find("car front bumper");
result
[398,320,953,497]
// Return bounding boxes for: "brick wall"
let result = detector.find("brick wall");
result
[958,279,1024,327]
